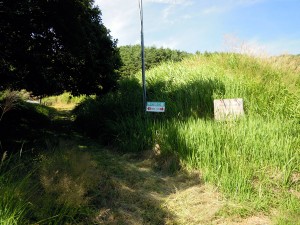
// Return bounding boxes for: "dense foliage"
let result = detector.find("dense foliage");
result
[118,45,190,76]
[0,0,120,96]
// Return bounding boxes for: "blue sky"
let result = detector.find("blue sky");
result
[95,0,300,55]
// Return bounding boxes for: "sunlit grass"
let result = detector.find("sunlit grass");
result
[74,53,300,222]
[42,92,88,110]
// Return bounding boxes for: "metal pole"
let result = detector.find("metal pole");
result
[139,0,147,112]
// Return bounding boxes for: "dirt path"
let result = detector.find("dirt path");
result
[50,108,271,225]
[69,137,271,225]
[81,145,218,224]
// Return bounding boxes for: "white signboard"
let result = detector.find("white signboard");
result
[214,98,244,120]
[146,102,165,112]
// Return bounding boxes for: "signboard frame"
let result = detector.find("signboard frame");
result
[214,98,244,121]
[146,102,165,112]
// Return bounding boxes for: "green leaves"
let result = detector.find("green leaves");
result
[0,0,120,96]
[118,45,191,77]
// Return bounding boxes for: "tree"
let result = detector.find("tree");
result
[118,45,191,77]
[0,0,120,96]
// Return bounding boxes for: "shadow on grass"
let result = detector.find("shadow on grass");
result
[75,137,202,225]
[73,77,225,147]
[147,78,225,120]
[0,98,220,224]
[0,101,77,154]
[0,100,201,224]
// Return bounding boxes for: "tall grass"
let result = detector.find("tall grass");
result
[0,153,33,225]
[0,142,100,224]
[0,96,100,224]
[74,53,300,219]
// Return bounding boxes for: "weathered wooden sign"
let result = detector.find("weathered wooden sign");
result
[214,98,244,121]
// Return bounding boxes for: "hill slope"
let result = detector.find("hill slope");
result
[75,53,300,223]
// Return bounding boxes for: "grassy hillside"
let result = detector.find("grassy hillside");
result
[75,53,300,223]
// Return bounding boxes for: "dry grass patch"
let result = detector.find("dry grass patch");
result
[214,214,271,225]
[35,134,275,224]
[89,147,269,225]
[165,185,224,225]
[39,140,99,207]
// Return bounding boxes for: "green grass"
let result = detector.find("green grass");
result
[0,155,32,225]
[0,141,99,225]
[42,92,88,109]
[74,53,300,222]
[0,97,99,224]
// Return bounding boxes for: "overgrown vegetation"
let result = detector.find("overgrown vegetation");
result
[74,53,300,223]
[42,92,88,110]
[0,94,101,224]
[1,53,299,224]
[0,154,32,225]
[0,140,102,224]
[0,92,54,153]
